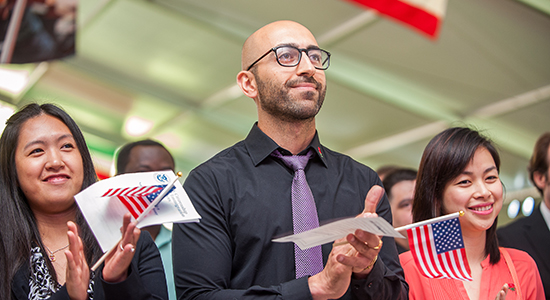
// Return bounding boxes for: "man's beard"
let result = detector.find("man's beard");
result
[254,73,326,122]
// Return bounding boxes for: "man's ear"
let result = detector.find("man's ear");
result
[236,71,258,99]
[532,171,548,191]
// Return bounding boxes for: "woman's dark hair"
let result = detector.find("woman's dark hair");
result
[412,127,501,264]
[0,103,101,292]
[0,231,8,297]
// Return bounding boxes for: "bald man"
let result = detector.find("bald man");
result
[173,21,407,300]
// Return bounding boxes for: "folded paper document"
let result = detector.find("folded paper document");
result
[75,170,201,252]
[272,216,405,250]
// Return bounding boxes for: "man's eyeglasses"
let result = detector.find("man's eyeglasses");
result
[246,45,331,71]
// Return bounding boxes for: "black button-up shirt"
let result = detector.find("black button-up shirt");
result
[173,123,408,299]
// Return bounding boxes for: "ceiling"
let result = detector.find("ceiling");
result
[2,0,550,210]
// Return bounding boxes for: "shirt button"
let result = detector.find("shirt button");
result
[367,282,373,288]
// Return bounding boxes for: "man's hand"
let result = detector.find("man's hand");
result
[337,185,384,277]
[308,185,385,299]
[309,236,353,300]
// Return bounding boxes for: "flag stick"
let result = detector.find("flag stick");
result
[135,173,182,223]
[91,172,182,271]
[333,211,464,247]
[91,237,120,271]
[394,211,463,232]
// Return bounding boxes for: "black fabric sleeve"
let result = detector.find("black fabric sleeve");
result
[99,231,168,300]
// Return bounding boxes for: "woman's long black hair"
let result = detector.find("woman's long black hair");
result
[0,103,101,293]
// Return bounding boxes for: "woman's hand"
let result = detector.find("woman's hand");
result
[65,221,90,300]
[494,283,509,300]
[102,213,141,283]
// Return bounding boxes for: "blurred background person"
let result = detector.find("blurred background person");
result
[401,127,545,300]
[116,139,176,300]
[1,103,167,299]
[382,168,417,254]
[376,165,400,181]
[0,0,77,63]
[498,132,550,298]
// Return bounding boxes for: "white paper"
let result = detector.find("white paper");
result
[75,170,201,252]
[272,217,405,250]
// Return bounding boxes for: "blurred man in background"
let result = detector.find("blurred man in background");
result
[116,139,176,300]
[382,168,417,254]
[498,132,550,297]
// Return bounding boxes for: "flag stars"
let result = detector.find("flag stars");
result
[434,218,464,254]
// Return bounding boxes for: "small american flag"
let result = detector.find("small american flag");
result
[102,185,167,219]
[407,217,472,281]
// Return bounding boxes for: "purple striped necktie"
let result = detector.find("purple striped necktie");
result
[271,149,323,278]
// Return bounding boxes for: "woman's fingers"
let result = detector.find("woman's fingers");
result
[103,213,141,283]
[65,221,90,300]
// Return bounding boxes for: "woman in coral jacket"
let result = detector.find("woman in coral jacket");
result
[400,127,545,300]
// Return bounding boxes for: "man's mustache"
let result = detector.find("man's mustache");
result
[286,77,322,90]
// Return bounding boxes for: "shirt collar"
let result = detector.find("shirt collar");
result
[244,123,328,168]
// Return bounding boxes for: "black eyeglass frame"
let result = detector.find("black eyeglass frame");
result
[246,45,331,71]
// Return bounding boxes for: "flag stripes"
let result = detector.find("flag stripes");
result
[102,185,164,219]
[407,217,472,281]
[102,185,160,197]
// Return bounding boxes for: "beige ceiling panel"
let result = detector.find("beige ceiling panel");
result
[156,0,365,35]
[78,0,241,100]
[30,63,134,115]
[317,80,429,150]
[332,0,550,112]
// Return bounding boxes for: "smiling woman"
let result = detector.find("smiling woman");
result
[399,127,545,300]
[0,103,168,300]
[15,114,85,216]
